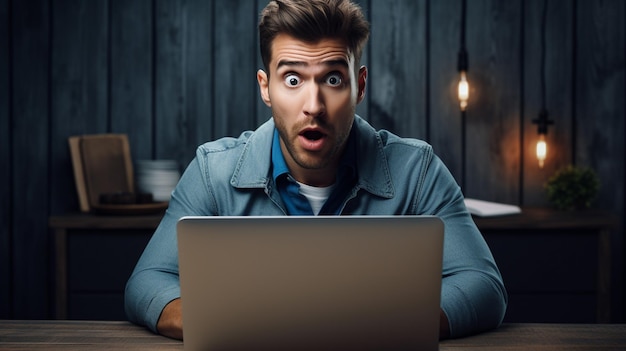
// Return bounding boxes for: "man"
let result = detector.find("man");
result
[125,0,507,341]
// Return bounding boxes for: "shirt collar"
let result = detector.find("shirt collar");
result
[271,129,290,180]
[231,116,393,199]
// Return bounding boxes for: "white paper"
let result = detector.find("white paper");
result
[463,198,522,217]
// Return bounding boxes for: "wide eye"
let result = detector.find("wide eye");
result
[325,74,343,87]
[284,74,301,87]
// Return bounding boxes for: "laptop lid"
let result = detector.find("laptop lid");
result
[177,215,444,351]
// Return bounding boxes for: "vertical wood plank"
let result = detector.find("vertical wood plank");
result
[213,0,257,139]
[11,0,51,318]
[463,0,522,203]
[110,0,153,161]
[155,0,213,169]
[255,0,271,127]
[182,0,213,165]
[523,0,574,206]
[368,0,427,139]
[0,0,10,319]
[623,0,626,326]
[50,0,108,214]
[154,0,185,162]
[576,0,625,318]
[429,0,465,184]
[353,0,370,121]
[576,0,625,213]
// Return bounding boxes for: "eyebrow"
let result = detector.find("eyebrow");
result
[276,59,349,71]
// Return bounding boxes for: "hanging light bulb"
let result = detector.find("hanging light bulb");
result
[531,0,553,169]
[536,133,547,168]
[532,109,553,168]
[458,70,469,111]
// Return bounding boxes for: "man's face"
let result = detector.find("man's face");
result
[257,34,367,186]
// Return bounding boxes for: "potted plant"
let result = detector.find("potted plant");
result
[544,165,600,210]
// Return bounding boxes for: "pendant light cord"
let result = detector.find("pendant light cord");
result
[540,0,547,111]
[458,0,468,72]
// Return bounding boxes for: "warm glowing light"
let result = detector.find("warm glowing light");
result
[536,134,547,168]
[458,71,469,111]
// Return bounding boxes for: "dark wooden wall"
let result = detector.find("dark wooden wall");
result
[1,0,625,321]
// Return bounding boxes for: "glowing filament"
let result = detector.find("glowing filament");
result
[536,134,547,168]
[458,71,469,111]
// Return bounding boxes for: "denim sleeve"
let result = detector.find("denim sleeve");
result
[124,156,216,332]
[418,153,508,338]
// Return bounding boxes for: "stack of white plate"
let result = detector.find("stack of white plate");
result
[135,160,180,202]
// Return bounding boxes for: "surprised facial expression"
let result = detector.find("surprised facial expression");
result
[257,34,367,186]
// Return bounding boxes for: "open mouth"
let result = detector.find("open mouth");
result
[302,130,324,141]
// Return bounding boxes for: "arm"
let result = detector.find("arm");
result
[157,298,183,340]
[125,157,214,334]
[419,155,508,338]
[437,200,508,338]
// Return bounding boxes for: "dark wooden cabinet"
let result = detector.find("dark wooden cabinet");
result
[473,208,617,323]
[50,208,617,322]
[49,214,163,320]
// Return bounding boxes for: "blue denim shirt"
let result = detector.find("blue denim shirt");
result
[125,116,507,338]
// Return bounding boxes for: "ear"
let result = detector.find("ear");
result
[257,69,271,107]
[357,65,367,104]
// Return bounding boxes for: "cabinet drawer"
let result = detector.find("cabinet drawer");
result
[483,229,597,293]
[67,230,151,292]
[68,292,125,320]
[504,293,596,323]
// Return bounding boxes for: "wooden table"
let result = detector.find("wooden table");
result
[1,320,625,350]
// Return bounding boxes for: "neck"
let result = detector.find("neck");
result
[289,167,338,187]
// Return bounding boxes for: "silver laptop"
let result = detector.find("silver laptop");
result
[177,215,444,351]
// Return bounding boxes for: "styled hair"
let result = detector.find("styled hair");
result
[259,0,370,72]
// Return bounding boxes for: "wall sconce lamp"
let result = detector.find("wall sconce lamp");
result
[532,0,554,168]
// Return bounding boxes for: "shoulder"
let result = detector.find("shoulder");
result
[191,119,274,186]
[354,116,433,159]
[195,119,274,159]
[196,131,253,158]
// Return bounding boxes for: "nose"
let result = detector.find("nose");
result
[302,83,325,118]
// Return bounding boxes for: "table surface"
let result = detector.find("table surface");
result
[48,207,619,231]
[1,320,625,350]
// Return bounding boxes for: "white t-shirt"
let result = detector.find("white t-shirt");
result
[297,181,336,215]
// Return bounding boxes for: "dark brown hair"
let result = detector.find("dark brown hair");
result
[259,0,370,72]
